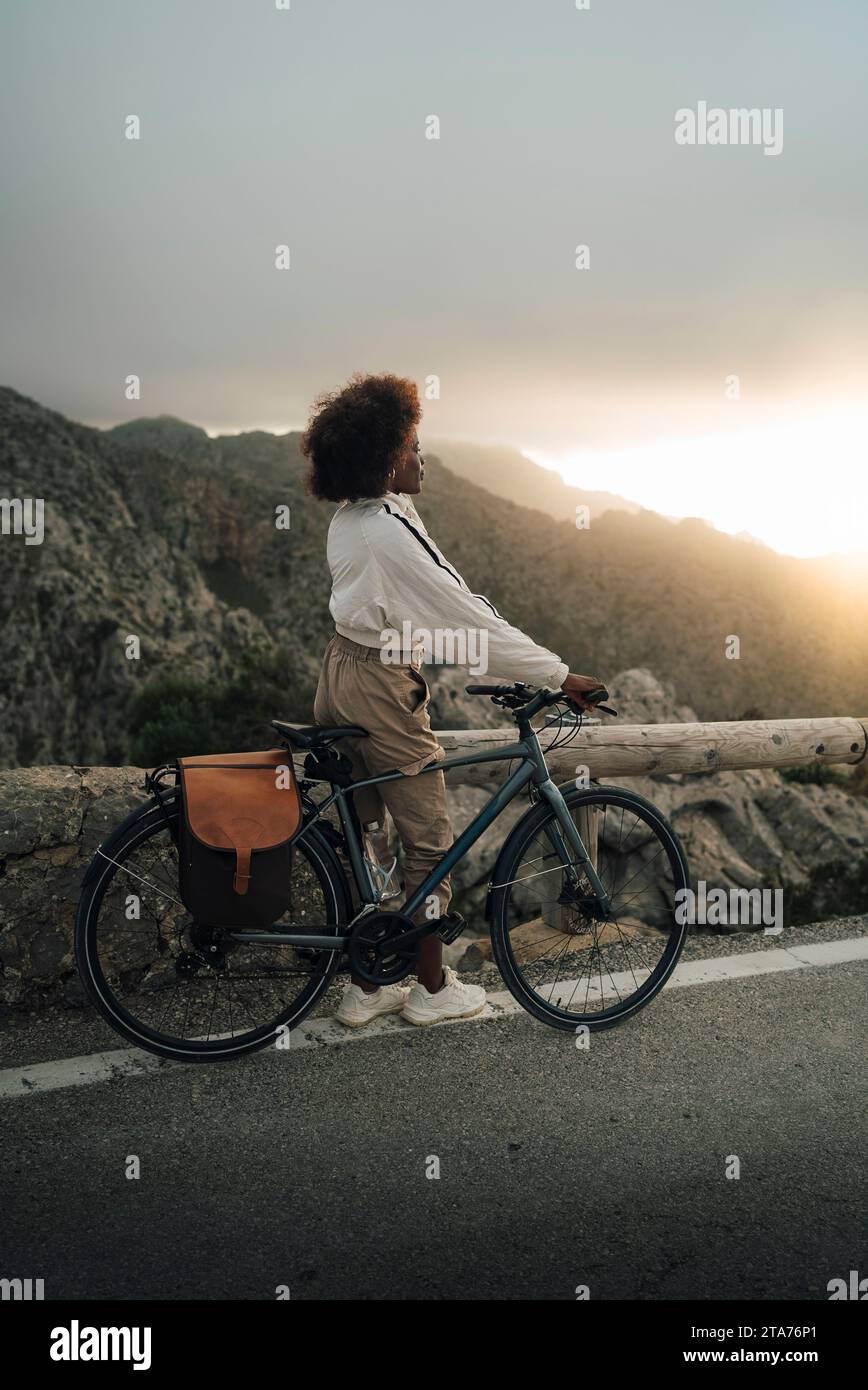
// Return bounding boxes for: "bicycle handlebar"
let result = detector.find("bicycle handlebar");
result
[465,683,618,717]
[465,684,526,696]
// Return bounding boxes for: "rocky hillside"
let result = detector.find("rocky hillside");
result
[1,385,867,769]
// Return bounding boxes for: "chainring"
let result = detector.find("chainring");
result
[347,911,418,985]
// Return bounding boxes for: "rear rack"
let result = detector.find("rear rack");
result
[143,764,176,796]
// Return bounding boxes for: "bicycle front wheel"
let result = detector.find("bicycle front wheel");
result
[489,784,689,1031]
[75,797,350,1062]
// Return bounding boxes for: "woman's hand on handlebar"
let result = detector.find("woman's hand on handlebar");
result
[561,672,607,713]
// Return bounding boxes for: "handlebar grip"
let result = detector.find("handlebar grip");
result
[565,687,619,716]
[585,687,618,716]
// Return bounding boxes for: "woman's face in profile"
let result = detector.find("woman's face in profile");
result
[391,431,425,494]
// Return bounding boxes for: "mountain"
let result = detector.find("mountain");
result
[109,415,213,458]
[733,530,771,548]
[427,439,644,524]
[1,385,867,769]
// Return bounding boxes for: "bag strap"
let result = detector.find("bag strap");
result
[234,846,252,896]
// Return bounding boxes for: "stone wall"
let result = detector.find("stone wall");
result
[0,766,146,1008]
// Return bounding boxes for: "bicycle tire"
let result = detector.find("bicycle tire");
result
[489,783,690,1032]
[74,798,351,1062]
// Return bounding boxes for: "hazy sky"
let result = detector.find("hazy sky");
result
[1,1,866,556]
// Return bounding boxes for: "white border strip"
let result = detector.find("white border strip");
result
[1,937,865,1100]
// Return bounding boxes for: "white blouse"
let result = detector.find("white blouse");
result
[325,490,569,688]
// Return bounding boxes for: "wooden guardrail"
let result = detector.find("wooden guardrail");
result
[434,715,867,932]
[432,716,868,788]
[293,716,868,788]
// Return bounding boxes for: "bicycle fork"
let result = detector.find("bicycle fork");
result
[536,778,612,914]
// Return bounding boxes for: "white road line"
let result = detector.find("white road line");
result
[0,936,865,1100]
[0,1046,171,1097]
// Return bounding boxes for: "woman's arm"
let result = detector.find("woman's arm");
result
[362,510,592,690]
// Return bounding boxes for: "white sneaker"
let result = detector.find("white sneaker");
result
[401,966,487,1026]
[335,982,411,1028]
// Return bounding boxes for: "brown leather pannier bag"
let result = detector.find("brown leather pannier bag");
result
[177,749,302,928]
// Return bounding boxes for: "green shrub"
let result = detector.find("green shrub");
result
[779,758,868,798]
[786,854,868,926]
[129,647,318,766]
[779,762,846,789]
[848,759,868,798]
[129,683,218,765]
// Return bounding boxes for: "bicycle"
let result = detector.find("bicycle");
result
[75,682,690,1062]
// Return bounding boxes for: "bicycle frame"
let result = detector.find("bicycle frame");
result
[230,724,611,950]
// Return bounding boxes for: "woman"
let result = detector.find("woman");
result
[303,372,604,1029]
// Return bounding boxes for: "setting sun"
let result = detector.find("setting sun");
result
[524,406,868,559]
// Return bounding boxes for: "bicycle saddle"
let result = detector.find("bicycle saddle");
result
[271,720,368,749]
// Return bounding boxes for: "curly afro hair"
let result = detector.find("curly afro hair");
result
[302,372,422,503]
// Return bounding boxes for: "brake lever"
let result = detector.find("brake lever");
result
[566,696,618,717]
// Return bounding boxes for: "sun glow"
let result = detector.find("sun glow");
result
[524,409,868,559]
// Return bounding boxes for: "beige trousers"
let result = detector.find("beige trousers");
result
[313,633,453,923]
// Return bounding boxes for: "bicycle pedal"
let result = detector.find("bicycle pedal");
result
[436,911,467,944]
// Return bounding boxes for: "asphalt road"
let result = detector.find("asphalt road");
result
[1,940,865,1301]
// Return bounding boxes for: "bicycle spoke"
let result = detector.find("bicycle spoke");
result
[80,808,342,1052]
[497,791,686,1025]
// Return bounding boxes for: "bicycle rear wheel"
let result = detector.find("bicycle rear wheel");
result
[489,784,689,1031]
[74,797,350,1061]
